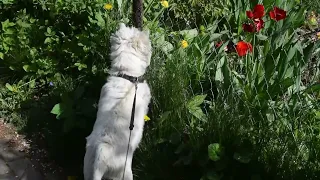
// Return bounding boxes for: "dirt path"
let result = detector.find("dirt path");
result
[0,118,65,180]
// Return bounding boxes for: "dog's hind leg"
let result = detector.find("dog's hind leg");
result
[84,144,109,180]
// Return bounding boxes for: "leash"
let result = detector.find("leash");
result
[122,82,138,180]
[122,0,144,178]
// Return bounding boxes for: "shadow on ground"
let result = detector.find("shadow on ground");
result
[16,87,100,180]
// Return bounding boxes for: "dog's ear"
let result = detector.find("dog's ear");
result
[119,23,126,30]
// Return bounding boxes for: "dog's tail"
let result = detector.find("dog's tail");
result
[132,0,143,30]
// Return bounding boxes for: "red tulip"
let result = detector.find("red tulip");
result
[243,18,264,32]
[269,7,287,21]
[243,23,255,32]
[246,4,265,19]
[254,18,264,31]
[236,41,253,57]
[215,41,224,48]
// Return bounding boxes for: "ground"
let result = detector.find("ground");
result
[0,118,66,180]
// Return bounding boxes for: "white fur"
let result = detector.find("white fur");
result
[83,23,152,180]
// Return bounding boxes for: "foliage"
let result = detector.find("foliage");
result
[0,0,320,179]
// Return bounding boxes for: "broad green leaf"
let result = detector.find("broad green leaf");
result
[47,27,52,34]
[256,34,268,41]
[5,83,13,91]
[0,52,4,59]
[187,94,207,108]
[44,37,52,44]
[51,103,63,115]
[188,106,207,122]
[16,20,31,28]
[23,65,31,72]
[208,143,223,161]
[180,29,198,40]
[187,95,207,121]
[161,41,174,54]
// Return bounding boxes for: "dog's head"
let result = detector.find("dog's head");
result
[110,23,152,74]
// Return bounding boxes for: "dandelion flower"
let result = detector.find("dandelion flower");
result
[144,115,151,121]
[161,0,169,8]
[317,32,320,40]
[181,40,188,48]
[104,3,113,10]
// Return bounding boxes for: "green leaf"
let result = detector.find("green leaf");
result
[161,41,174,54]
[256,34,268,41]
[117,0,122,12]
[51,103,63,115]
[180,29,198,40]
[0,52,4,59]
[188,106,207,122]
[23,65,31,72]
[208,143,223,161]
[210,33,223,41]
[315,111,320,120]
[74,63,87,71]
[44,37,52,44]
[303,42,315,63]
[278,46,296,80]
[187,94,207,108]
[95,11,105,27]
[29,79,36,88]
[303,83,320,94]
[5,83,13,91]
[47,27,52,34]
[51,103,68,119]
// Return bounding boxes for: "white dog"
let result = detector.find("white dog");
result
[83,23,152,180]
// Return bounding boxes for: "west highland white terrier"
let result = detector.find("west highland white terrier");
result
[83,23,152,180]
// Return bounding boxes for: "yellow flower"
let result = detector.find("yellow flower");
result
[160,0,169,8]
[181,40,188,48]
[104,3,113,10]
[317,32,320,40]
[144,115,151,121]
